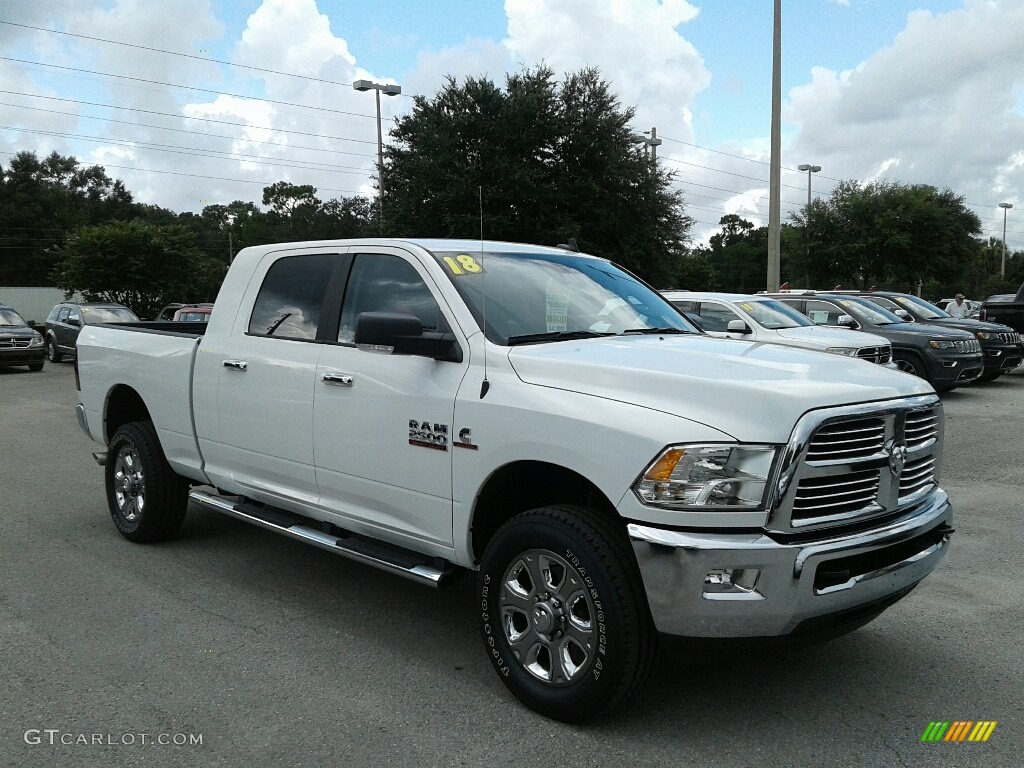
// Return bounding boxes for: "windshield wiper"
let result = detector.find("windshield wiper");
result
[506,330,617,346]
[621,327,690,335]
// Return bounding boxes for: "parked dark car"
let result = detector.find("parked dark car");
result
[44,302,139,362]
[763,291,983,392]
[850,292,1022,382]
[980,284,1024,334]
[0,303,45,371]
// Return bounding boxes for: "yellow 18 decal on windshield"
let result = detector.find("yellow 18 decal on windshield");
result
[443,254,485,275]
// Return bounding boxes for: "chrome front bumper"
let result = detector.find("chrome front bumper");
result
[629,489,952,638]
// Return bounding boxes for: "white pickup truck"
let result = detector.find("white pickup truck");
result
[75,238,954,722]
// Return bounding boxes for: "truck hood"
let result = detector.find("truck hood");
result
[507,335,933,443]
[773,326,889,349]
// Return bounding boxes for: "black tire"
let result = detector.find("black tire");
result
[46,337,62,363]
[893,353,928,381]
[976,371,1000,382]
[28,362,43,372]
[105,421,189,543]
[477,505,656,723]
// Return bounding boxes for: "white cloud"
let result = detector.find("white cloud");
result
[784,0,1024,233]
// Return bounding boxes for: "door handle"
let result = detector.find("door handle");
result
[223,359,248,371]
[322,372,353,387]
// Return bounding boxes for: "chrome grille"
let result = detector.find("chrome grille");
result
[769,395,944,534]
[996,331,1021,344]
[0,337,32,348]
[899,456,936,500]
[856,345,892,365]
[905,408,938,450]
[953,339,981,354]
[793,470,880,523]
[805,417,885,462]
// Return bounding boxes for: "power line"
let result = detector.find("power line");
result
[0,90,379,146]
[3,125,375,175]
[1,55,380,123]
[0,19,412,97]
[1,101,377,159]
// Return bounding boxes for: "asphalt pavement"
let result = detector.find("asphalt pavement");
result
[1,361,1021,767]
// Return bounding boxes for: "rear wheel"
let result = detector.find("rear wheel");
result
[46,337,62,363]
[106,421,189,542]
[477,505,656,722]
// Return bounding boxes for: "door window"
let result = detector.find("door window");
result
[248,254,335,340]
[695,302,742,332]
[337,254,443,344]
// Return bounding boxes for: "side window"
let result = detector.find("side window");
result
[248,253,335,340]
[696,302,742,332]
[804,300,844,326]
[68,308,81,324]
[338,254,443,344]
[57,307,71,323]
[671,300,697,314]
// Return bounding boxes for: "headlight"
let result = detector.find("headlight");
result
[825,347,859,357]
[929,340,955,349]
[29,333,44,347]
[634,445,777,510]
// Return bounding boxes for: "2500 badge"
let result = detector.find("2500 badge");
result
[409,420,448,451]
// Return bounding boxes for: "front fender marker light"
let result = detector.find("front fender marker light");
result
[645,448,685,482]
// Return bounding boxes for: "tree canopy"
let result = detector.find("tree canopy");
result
[381,65,694,286]
[54,221,210,319]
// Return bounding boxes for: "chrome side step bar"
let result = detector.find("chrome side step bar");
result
[188,488,461,588]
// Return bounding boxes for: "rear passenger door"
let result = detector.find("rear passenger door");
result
[193,250,343,507]
[312,247,469,548]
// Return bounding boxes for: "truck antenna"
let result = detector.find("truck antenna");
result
[479,185,490,398]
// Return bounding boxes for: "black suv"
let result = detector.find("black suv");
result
[763,291,983,392]
[854,292,1023,381]
[0,303,45,372]
[44,302,139,362]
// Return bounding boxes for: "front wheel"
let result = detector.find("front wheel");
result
[477,505,656,722]
[46,337,62,363]
[28,362,43,372]
[106,421,189,542]
[894,354,927,380]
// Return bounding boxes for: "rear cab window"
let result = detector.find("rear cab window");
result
[248,254,336,341]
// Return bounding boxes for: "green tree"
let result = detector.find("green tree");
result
[0,151,136,286]
[54,221,206,319]
[788,180,981,289]
[381,65,693,285]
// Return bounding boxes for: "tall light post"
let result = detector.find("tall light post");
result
[352,79,402,224]
[798,164,821,266]
[999,202,1013,277]
[767,0,782,291]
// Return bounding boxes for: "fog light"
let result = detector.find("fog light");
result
[703,568,763,600]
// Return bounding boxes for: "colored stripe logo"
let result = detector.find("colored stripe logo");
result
[921,721,997,742]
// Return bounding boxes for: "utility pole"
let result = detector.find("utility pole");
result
[766,0,782,292]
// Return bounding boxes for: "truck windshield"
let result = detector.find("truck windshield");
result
[891,295,948,320]
[832,296,904,325]
[740,299,813,329]
[81,307,140,324]
[0,308,28,326]
[430,250,697,345]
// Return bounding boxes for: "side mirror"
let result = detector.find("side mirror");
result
[67,317,81,327]
[26,320,36,328]
[354,312,462,363]
[894,309,911,319]
[726,319,752,334]
[837,314,857,328]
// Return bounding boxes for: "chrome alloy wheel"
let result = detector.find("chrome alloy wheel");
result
[112,446,146,522]
[895,358,921,376]
[499,549,597,686]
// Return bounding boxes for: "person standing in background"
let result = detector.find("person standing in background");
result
[947,293,970,318]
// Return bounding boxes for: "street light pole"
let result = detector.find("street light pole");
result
[352,79,402,225]
[999,202,1013,278]
[766,0,782,292]
[797,163,821,265]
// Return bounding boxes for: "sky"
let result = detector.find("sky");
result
[1,0,1022,249]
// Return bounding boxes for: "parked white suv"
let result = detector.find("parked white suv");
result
[662,291,896,366]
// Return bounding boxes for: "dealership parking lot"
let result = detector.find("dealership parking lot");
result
[1,362,1022,767]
